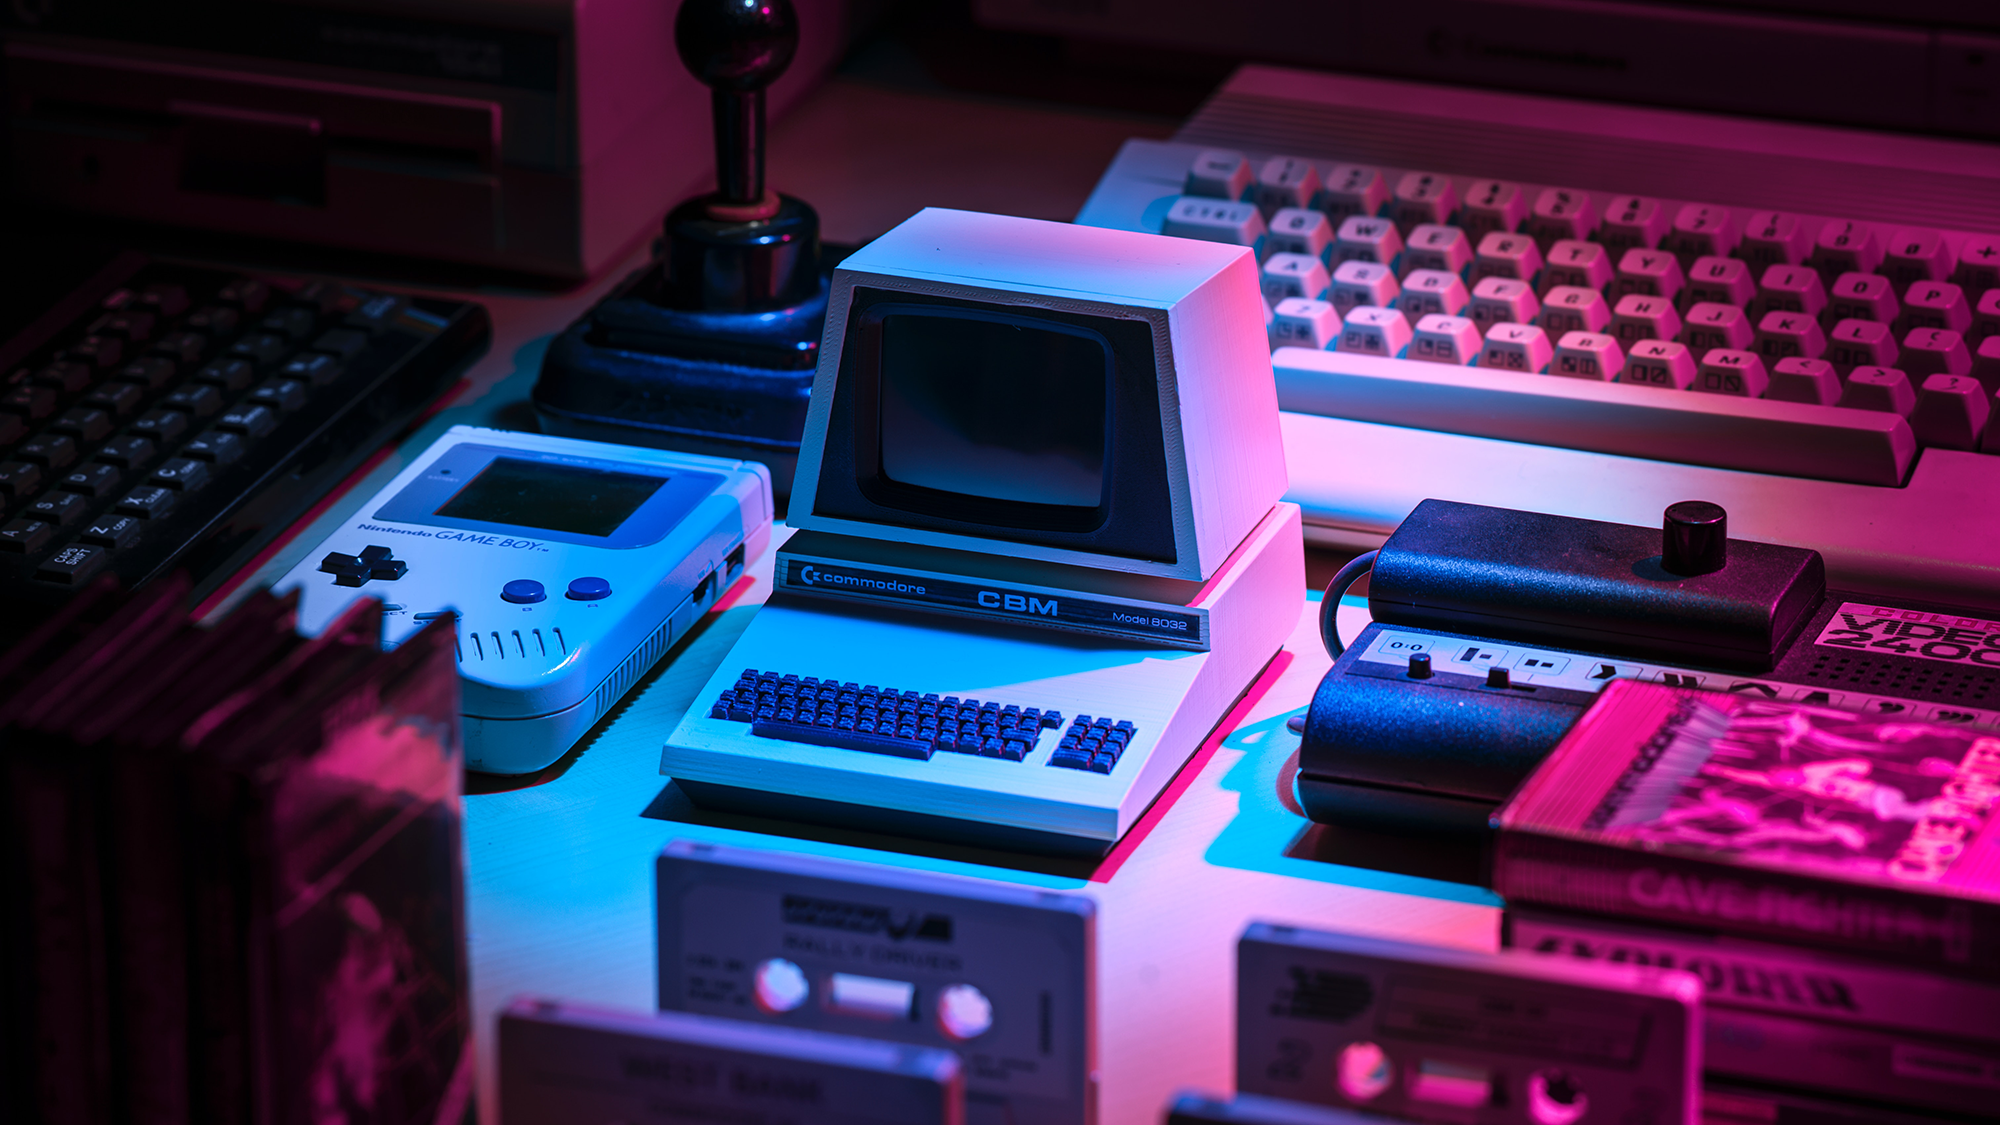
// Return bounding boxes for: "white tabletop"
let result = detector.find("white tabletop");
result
[458,534,1501,1124]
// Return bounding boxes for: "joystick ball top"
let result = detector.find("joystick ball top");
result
[675,0,799,93]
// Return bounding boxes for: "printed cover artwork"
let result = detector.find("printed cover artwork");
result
[1588,693,2000,886]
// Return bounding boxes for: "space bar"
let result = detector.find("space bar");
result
[1272,348,1917,486]
[751,720,936,761]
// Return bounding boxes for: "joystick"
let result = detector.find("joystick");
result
[533,0,841,497]
[662,0,819,311]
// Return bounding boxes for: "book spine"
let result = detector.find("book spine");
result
[1494,830,2000,980]
[13,751,112,1125]
[1506,906,2000,1041]
[184,763,249,1125]
[106,750,189,1125]
[1701,1005,2000,1116]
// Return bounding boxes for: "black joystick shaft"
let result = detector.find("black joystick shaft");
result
[661,0,820,312]
[675,0,797,215]
[1662,500,1728,576]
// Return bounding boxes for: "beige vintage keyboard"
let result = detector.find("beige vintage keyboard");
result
[1077,64,2000,611]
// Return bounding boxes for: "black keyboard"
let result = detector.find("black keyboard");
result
[0,255,488,629]
[709,670,1138,773]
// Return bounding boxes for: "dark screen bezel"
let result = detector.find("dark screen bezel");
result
[810,287,1177,565]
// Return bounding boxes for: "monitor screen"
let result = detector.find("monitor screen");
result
[433,458,666,537]
[877,311,1110,509]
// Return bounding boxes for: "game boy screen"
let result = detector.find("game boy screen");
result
[435,458,666,537]
[877,311,1111,508]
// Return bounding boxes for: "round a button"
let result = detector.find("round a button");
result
[501,579,546,604]
[753,958,810,1014]
[935,983,994,1041]
[567,576,612,601]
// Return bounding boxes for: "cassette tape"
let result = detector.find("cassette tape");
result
[499,996,964,1125]
[656,839,1095,1124]
[1237,924,1703,1125]
[1166,1090,1399,1123]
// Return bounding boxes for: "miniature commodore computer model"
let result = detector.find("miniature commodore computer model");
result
[274,426,772,775]
[663,208,1303,855]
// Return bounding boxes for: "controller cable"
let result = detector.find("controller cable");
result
[1319,550,1376,660]
[1291,550,1377,736]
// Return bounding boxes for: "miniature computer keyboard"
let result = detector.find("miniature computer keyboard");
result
[1076,65,2000,609]
[708,670,1137,773]
[0,256,488,625]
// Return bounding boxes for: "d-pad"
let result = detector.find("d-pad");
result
[319,543,407,587]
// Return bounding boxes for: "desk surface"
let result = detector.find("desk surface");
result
[225,76,1500,1125]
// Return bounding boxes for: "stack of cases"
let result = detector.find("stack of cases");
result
[1496,678,2000,1121]
[0,579,473,1125]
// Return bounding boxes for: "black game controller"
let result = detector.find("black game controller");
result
[533,0,843,498]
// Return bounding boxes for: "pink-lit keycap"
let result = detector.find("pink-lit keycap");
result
[1597,195,1667,255]
[1901,281,1972,334]
[1328,260,1400,316]
[1332,215,1404,268]
[1269,297,1341,350]
[1811,220,1882,279]
[1552,331,1624,381]
[1403,224,1474,276]
[1694,349,1769,397]
[1391,171,1458,235]
[1538,285,1612,336]
[1739,211,1812,270]
[1336,306,1414,358]
[1524,187,1596,250]
[1662,204,1738,266]
[1314,164,1389,220]
[1471,231,1544,283]
[1842,366,1917,416]
[1681,303,1754,353]
[1409,314,1482,366]
[1456,179,1526,239]
[1767,356,1842,405]
[1910,373,1991,449]
[1540,239,1614,295]
[1828,273,1899,323]
[1685,256,1756,307]
[1973,335,2000,394]
[1828,318,1899,372]
[1622,340,1698,389]
[1261,253,1331,302]
[1162,197,1266,248]
[1975,289,2000,345]
[1613,248,1684,302]
[1479,323,1553,373]
[1184,150,1252,200]
[1881,228,1951,288]
[1609,294,1680,350]
[1752,264,1828,320]
[1753,310,1827,362]
[1253,156,1320,217]
[1466,277,1539,333]
[1953,236,2000,294]
[1266,207,1335,261]
[1900,327,1972,377]
[1398,269,1471,318]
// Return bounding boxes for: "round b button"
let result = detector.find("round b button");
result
[566,576,612,601]
[501,579,546,604]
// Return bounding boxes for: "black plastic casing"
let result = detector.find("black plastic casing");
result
[1370,499,1826,672]
[532,245,848,500]
[1297,621,1592,835]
